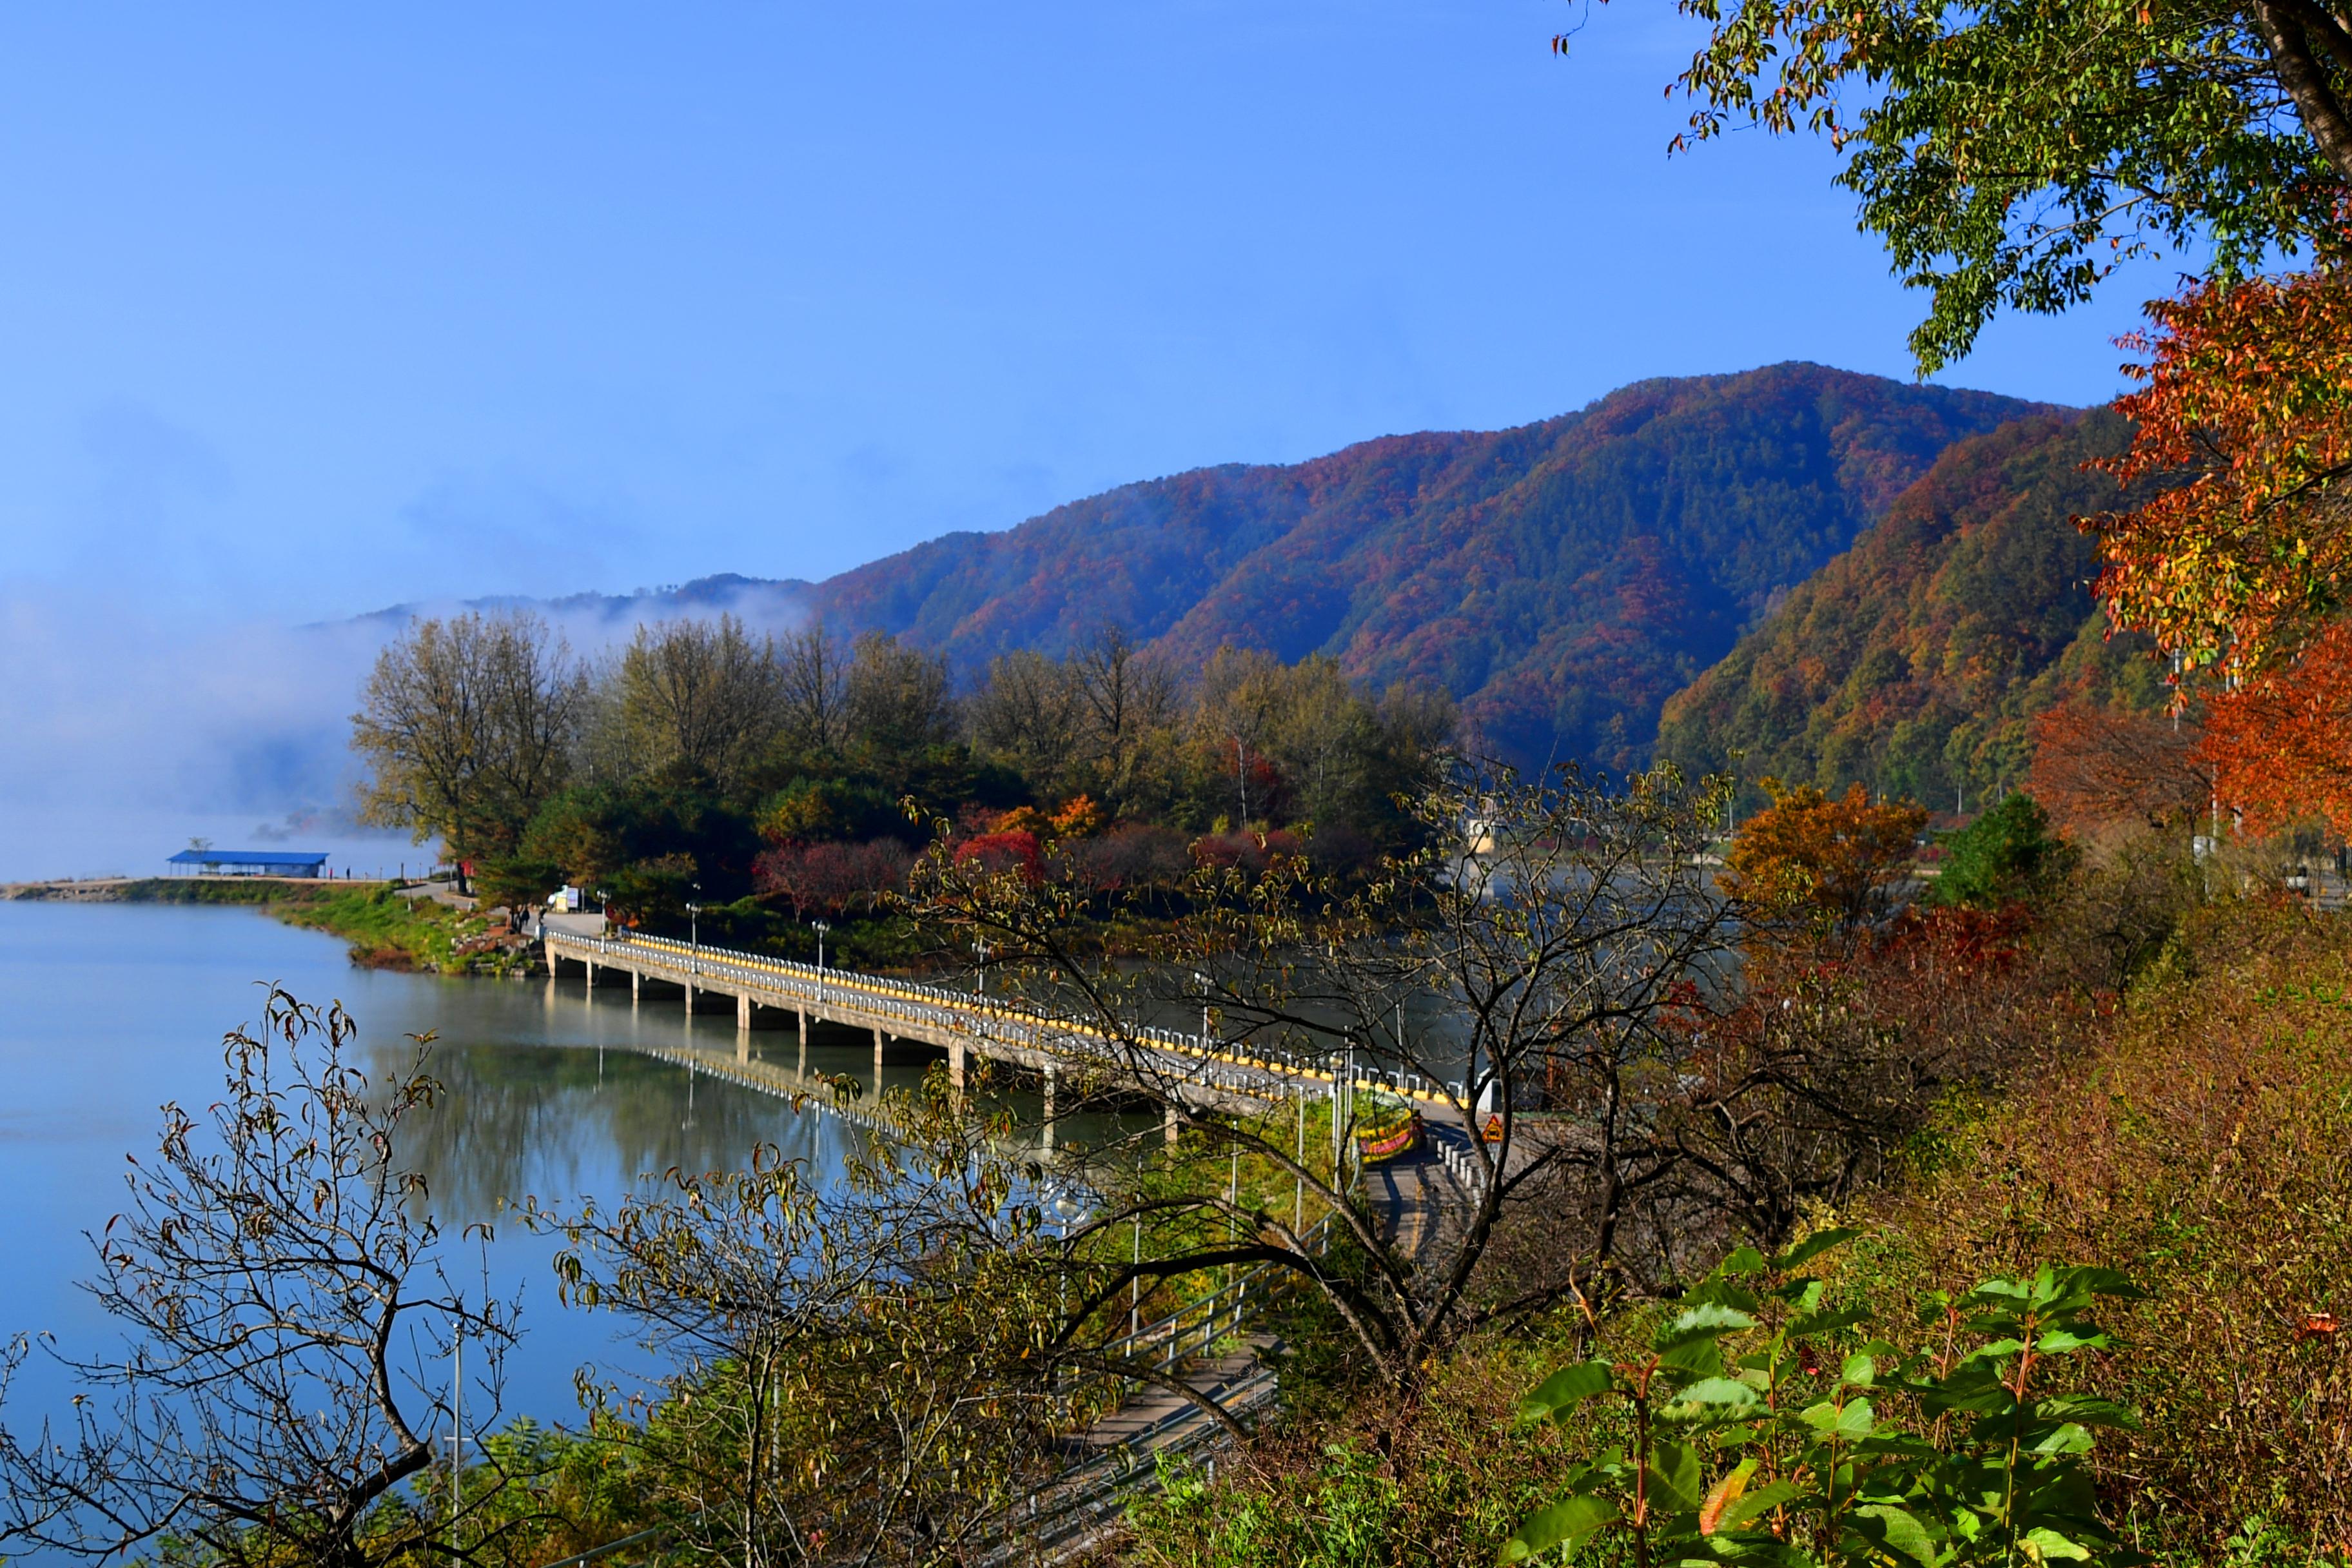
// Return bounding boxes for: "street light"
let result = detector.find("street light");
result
[812,920,830,1003]
[686,883,703,975]
[1193,972,1211,1050]
[974,935,990,996]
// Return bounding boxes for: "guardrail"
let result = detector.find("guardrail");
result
[1435,1137,1492,1197]
[548,930,1468,1112]
[1091,1214,1332,1372]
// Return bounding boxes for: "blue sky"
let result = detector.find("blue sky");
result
[0,1,2182,619]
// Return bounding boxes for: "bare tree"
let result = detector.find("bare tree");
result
[524,1083,1070,1567]
[0,990,517,1568]
[353,610,586,872]
[844,631,954,763]
[1194,645,1284,826]
[970,649,1085,794]
[614,614,787,787]
[1071,622,1178,816]
[778,620,852,758]
[906,758,1747,1409]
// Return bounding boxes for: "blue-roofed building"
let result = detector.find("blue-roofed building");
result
[167,849,329,878]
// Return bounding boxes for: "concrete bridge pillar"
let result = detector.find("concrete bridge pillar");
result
[797,1009,808,1077]
[872,1026,887,1088]
[631,970,640,1007]
[545,945,559,978]
[948,1038,966,1093]
[738,993,752,1034]
[1041,1064,1056,1154]
[683,981,696,1016]
[1163,1104,1181,1146]
[583,957,594,990]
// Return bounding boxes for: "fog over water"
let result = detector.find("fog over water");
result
[0,897,945,1431]
[0,580,809,883]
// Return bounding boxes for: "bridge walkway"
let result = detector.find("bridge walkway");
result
[542,928,1476,1123]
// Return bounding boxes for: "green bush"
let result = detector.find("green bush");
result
[1928,792,2075,910]
[1505,1233,2139,1566]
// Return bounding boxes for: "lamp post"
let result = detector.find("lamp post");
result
[974,936,990,996]
[686,883,703,977]
[594,888,607,941]
[1047,1184,1088,1405]
[812,920,830,1003]
[1193,972,1211,1050]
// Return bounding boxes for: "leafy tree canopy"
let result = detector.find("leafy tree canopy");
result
[1629,0,2352,370]
[1724,778,1926,938]
[2092,260,2352,681]
[1928,790,2078,909]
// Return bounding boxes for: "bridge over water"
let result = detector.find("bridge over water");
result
[537,926,1499,1562]
[541,928,1469,1132]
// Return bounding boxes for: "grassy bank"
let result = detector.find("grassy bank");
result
[273,885,534,975]
[1115,899,2352,1568]
[1852,902,2352,1560]
[16,878,535,975]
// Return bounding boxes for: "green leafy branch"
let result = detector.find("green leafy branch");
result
[1502,1230,2144,1567]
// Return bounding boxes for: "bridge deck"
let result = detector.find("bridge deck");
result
[544,929,1468,1119]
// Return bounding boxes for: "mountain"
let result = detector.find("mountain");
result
[1653,408,2171,810]
[813,362,2048,766]
[385,363,2048,768]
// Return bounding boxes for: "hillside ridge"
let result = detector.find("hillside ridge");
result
[374,362,2057,767]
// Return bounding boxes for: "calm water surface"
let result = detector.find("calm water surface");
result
[0,899,960,1429]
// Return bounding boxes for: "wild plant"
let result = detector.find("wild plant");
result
[1504,1231,2141,1567]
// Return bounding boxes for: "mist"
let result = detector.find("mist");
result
[0,577,815,884]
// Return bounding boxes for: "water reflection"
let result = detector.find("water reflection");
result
[0,902,966,1426]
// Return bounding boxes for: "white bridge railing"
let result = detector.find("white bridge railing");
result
[546,929,1468,1113]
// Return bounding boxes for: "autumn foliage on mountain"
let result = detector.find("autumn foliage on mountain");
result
[797,364,2043,769]
[1658,411,2168,811]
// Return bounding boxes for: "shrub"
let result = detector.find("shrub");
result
[752,838,915,918]
[1059,822,1190,892]
[1189,830,1304,874]
[953,829,1042,881]
[1505,1233,2140,1566]
[1928,792,2077,910]
[1857,904,2352,1558]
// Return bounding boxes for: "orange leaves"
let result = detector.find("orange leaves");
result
[2090,264,2352,687]
[2026,701,2206,834]
[1048,793,1104,838]
[1723,778,1926,934]
[2201,618,2352,836]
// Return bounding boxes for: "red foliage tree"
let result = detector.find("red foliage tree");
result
[2081,262,2352,835]
[2201,618,2352,834]
[2026,701,2210,836]
[952,830,1042,883]
[753,839,914,919]
[2090,262,2352,688]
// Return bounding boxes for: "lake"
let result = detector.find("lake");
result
[0,897,994,1434]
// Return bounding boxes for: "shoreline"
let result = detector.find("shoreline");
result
[0,876,536,976]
